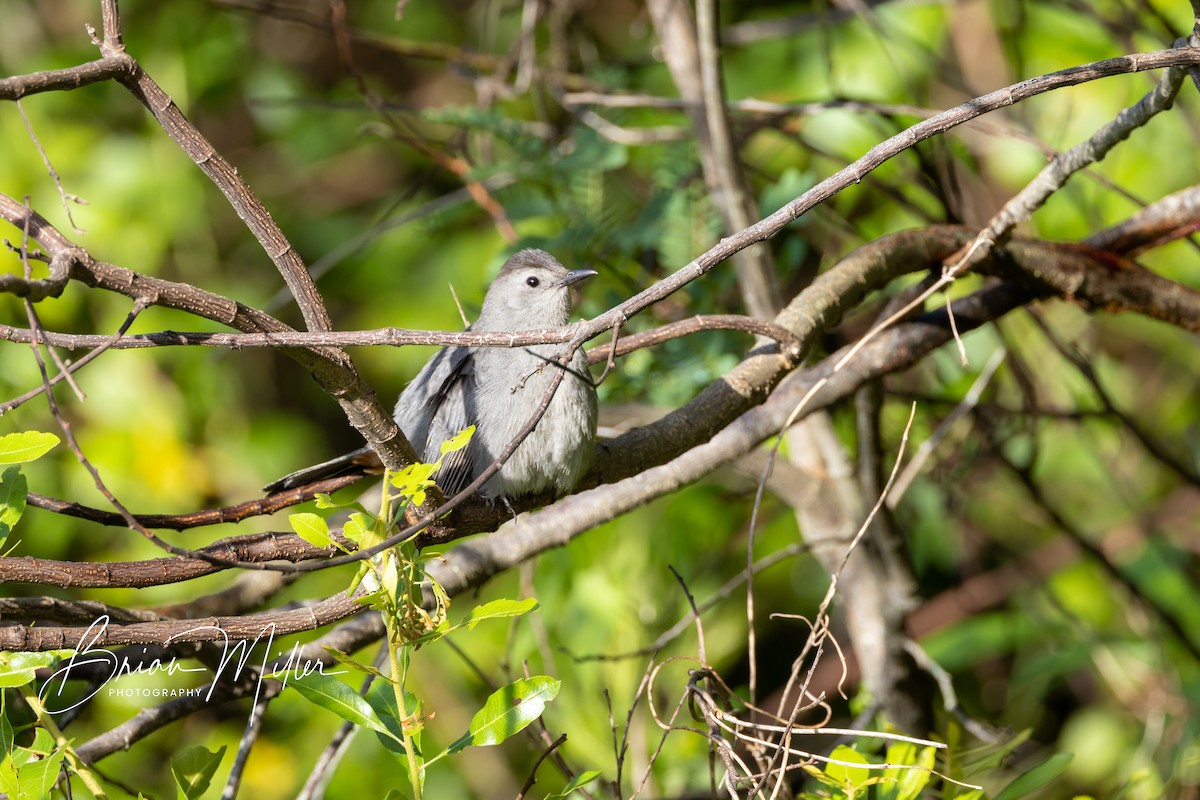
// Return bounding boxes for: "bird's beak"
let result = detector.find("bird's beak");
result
[555,268,598,288]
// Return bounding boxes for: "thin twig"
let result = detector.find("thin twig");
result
[221,693,271,800]
[514,733,567,800]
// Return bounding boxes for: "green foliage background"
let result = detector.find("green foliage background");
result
[2,0,1199,797]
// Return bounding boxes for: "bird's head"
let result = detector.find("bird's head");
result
[475,249,596,331]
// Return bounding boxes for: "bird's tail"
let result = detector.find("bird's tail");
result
[261,446,384,493]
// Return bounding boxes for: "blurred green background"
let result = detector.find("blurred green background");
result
[2,0,1199,797]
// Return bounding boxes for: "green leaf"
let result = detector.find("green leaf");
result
[464,597,538,630]
[14,747,65,799]
[347,563,372,597]
[878,743,935,800]
[365,680,422,758]
[0,750,15,798]
[993,753,1073,800]
[547,770,602,798]
[283,672,398,741]
[349,512,383,549]
[0,666,37,690]
[0,467,27,544]
[391,462,437,490]
[380,553,401,600]
[0,651,75,689]
[448,676,560,753]
[171,745,227,800]
[802,762,845,790]
[825,744,871,789]
[321,647,390,680]
[439,425,475,455]
[343,514,366,545]
[0,712,13,756]
[289,512,332,548]
[0,432,59,465]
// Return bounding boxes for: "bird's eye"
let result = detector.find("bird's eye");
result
[525,276,540,287]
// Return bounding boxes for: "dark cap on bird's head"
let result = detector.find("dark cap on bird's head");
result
[496,248,596,284]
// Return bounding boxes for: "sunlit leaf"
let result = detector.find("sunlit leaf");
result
[439,425,475,455]
[171,745,227,800]
[464,597,538,630]
[13,747,65,799]
[825,744,870,789]
[380,553,400,600]
[343,514,366,545]
[321,647,390,680]
[352,512,384,549]
[879,743,935,800]
[283,672,398,741]
[448,676,559,752]
[289,512,332,548]
[0,650,74,688]
[547,770,602,798]
[993,753,1073,800]
[0,432,59,465]
[366,680,423,756]
[0,467,27,544]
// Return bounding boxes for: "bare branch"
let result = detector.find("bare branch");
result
[0,57,134,100]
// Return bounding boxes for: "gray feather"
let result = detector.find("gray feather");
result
[264,248,597,500]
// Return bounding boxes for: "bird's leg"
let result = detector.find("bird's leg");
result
[501,495,519,523]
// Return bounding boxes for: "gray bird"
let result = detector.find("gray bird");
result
[265,249,598,500]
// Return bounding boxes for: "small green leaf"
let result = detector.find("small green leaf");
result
[321,647,390,680]
[347,561,375,597]
[365,680,423,758]
[343,514,366,545]
[351,512,384,549]
[0,712,13,755]
[0,432,59,465]
[380,553,400,600]
[802,763,845,789]
[879,743,935,800]
[439,425,475,455]
[391,462,437,490]
[465,598,538,630]
[0,753,19,798]
[825,744,871,789]
[993,753,1073,800]
[284,672,398,741]
[547,770,602,798]
[0,651,76,689]
[14,747,65,799]
[0,467,28,544]
[26,728,54,754]
[171,745,227,800]
[448,676,560,753]
[289,512,332,548]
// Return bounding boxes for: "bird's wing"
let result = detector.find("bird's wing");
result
[395,345,478,497]
[265,344,480,497]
